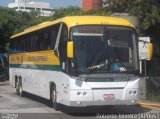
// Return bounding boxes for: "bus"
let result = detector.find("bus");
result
[9,16,140,110]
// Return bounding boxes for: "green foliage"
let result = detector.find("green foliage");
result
[0,7,16,52]
[83,8,111,16]
[52,7,83,20]
[0,7,51,53]
[52,7,112,20]
[103,0,160,56]
[103,0,160,30]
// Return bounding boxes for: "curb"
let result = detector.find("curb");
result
[138,102,160,108]
[0,80,9,83]
[0,80,10,85]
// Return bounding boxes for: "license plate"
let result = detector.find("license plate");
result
[103,94,115,100]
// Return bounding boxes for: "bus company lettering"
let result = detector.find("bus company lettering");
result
[11,57,15,62]
[28,56,48,62]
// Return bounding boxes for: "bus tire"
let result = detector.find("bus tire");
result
[50,86,59,110]
[16,79,19,95]
[17,79,24,97]
[15,81,19,95]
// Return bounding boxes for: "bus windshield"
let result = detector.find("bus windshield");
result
[71,25,138,74]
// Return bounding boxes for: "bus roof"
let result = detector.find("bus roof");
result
[10,16,135,39]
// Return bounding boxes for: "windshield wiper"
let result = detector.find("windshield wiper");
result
[86,63,106,74]
[88,64,105,70]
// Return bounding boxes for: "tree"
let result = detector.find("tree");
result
[0,7,16,52]
[103,0,160,30]
[0,7,51,53]
[103,0,160,56]
[52,7,83,20]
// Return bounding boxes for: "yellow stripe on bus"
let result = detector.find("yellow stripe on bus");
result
[9,50,60,65]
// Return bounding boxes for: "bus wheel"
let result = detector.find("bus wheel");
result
[17,79,24,97]
[51,87,59,110]
[16,80,19,95]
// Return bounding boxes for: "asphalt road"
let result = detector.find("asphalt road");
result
[0,81,160,119]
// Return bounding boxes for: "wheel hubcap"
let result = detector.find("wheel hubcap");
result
[16,81,19,91]
[19,85,22,94]
[52,90,56,103]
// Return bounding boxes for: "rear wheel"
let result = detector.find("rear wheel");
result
[16,80,19,95]
[16,79,24,97]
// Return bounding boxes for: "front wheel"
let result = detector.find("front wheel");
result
[51,87,59,110]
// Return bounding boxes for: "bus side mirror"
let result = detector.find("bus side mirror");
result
[67,41,74,58]
[148,43,153,60]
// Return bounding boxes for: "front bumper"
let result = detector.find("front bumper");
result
[67,88,139,107]
[68,99,139,107]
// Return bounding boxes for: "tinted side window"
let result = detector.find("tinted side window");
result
[40,30,50,50]
[39,24,60,51]
[50,24,60,49]
[10,24,61,53]
[25,35,31,52]
[31,34,39,51]
[51,30,57,49]
[16,37,25,53]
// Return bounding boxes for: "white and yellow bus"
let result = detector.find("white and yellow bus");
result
[9,16,140,110]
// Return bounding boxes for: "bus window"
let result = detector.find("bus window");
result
[16,37,25,53]
[31,34,39,51]
[39,30,48,51]
[50,24,60,49]
[44,32,51,50]
[51,30,58,49]
[25,35,32,52]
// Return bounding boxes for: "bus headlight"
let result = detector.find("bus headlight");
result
[77,92,81,95]
[129,91,132,95]
[129,90,137,95]
[83,92,87,95]
[76,91,87,96]
[133,90,137,95]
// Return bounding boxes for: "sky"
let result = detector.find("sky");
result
[0,0,81,8]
